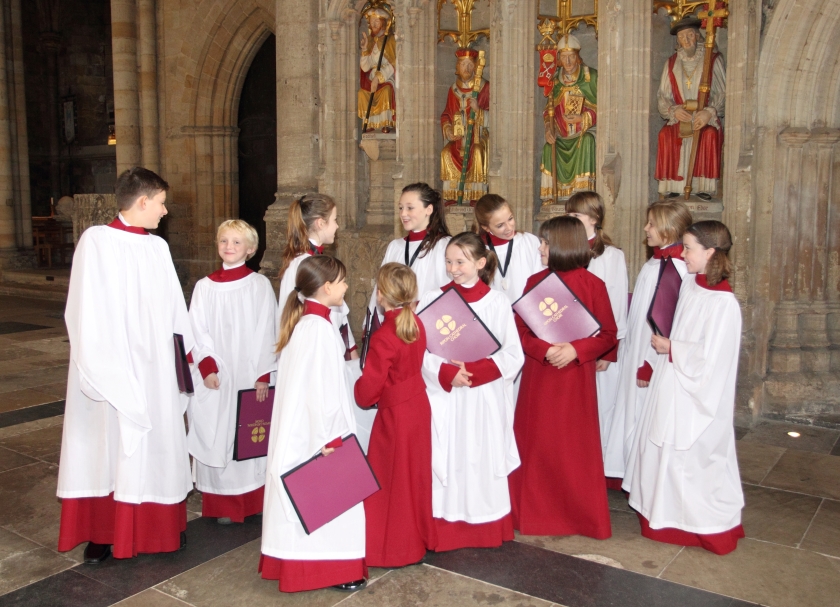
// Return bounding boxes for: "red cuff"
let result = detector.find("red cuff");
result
[464,359,502,388]
[637,362,653,382]
[601,342,619,363]
[186,351,194,364]
[325,436,343,449]
[438,363,460,393]
[348,345,358,353]
[198,356,219,379]
[256,373,270,384]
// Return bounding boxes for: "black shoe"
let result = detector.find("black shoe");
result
[696,192,713,201]
[179,531,187,551]
[666,192,680,198]
[83,542,111,565]
[333,579,367,592]
[216,517,233,525]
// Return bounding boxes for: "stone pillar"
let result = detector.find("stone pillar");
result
[0,1,15,251]
[137,0,160,172]
[488,0,537,229]
[111,0,142,172]
[9,0,31,250]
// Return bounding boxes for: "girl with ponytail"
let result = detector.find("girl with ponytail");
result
[353,263,437,566]
[565,191,629,486]
[261,256,369,592]
[625,220,744,555]
[416,232,524,552]
[278,194,358,360]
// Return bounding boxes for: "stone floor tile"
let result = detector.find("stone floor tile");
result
[0,365,70,395]
[31,381,68,401]
[761,449,840,500]
[0,424,64,460]
[0,568,127,606]
[515,510,682,576]
[0,347,45,363]
[4,329,69,344]
[799,499,840,557]
[0,358,66,379]
[606,487,633,513]
[0,527,40,562]
[115,588,197,606]
[0,546,75,596]
[186,490,203,516]
[0,415,64,440]
[0,447,38,473]
[0,388,59,414]
[0,462,63,549]
[660,538,840,607]
[740,421,840,454]
[342,564,555,607]
[741,484,822,547]
[736,441,786,484]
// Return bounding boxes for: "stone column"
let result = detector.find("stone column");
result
[9,0,31,250]
[111,0,142,172]
[137,0,160,172]
[0,1,14,250]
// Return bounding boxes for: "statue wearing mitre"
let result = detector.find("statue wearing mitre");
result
[358,4,396,133]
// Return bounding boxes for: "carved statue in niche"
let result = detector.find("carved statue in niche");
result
[655,16,725,200]
[540,35,597,202]
[440,48,490,206]
[358,3,396,133]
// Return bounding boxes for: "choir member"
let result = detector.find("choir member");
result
[419,232,524,551]
[354,263,437,566]
[473,194,544,303]
[565,191,628,487]
[278,193,357,359]
[619,201,692,486]
[186,220,277,524]
[57,167,194,562]
[260,256,367,592]
[509,216,617,539]
[625,221,744,555]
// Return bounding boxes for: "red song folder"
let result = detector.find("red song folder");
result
[647,258,682,337]
[281,434,380,535]
[173,334,194,395]
[417,288,501,363]
[512,272,601,344]
[233,388,275,461]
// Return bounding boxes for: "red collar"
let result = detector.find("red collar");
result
[588,236,596,250]
[443,280,490,303]
[485,233,511,247]
[303,300,332,321]
[208,264,253,283]
[383,308,404,323]
[309,241,324,255]
[653,243,684,260]
[405,229,428,242]
[107,218,148,235]
[696,274,732,292]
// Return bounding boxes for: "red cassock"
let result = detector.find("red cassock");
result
[354,309,437,566]
[509,268,618,539]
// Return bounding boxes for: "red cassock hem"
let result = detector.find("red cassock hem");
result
[605,477,624,491]
[637,513,744,555]
[58,493,187,558]
[432,514,514,552]
[201,486,264,522]
[258,555,368,592]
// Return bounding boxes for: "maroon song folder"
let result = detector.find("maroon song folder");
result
[647,258,682,337]
[173,334,194,395]
[281,434,380,535]
[512,272,601,343]
[233,388,275,461]
[417,288,501,363]
[359,306,382,370]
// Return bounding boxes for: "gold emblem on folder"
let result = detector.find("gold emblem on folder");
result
[436,315,457,335]
[539,298,559,316]
[251,426,266,443]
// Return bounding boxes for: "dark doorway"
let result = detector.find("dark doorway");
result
[238,35,277,270]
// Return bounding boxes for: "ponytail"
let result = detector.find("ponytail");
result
[565,191,615,258]
[280,194,337,278]
[376,262,419,344]
[276,291,305,353]
[395,306,419,344]
[401,183,451,257]
[686,220,733,286]
[448,232,498,286]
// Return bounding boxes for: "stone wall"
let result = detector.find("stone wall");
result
[71,193,117,244]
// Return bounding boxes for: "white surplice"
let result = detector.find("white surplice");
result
[261,311,365,560]
[419,287,524,524]
[586,245,629,477]
[618,254,687,484]
[625,276,744,533]
[485,232,544,304]
[187,270,277,494]
[57,225,195,504]
[369,236,451,314]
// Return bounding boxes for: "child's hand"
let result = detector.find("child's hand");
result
[547,343,577,369]
[254,381,269,402]
[595,360,610,372]
[203,373,220,390]
[349,349,360,361]
[651,335,670,355]
[449,360,473,388]
[321,446,335,457]
[636,379,650,388]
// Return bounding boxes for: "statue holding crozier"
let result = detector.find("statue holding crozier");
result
[655,15,726,200]
[358,2,396,133]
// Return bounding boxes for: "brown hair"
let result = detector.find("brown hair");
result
[115,167,169,211]
[539,215,590,272]
[447,232,498,286]
[686,220,732,286]
[276,256,346,353]
[377,263,419,344]
[280,193,337,278]
[646,200,693,246]
[401,183,451,257]
[472,194,513,235]
[565,191,616,258]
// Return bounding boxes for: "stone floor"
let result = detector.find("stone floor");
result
[0,294,838,607]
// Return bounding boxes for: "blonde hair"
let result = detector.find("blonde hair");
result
[280,193,337,278]
[686,220,732,286]
[276,256,346,353]
[377,263,419,344]
[565,191,615,258]
[646,200,693,246]
[216,219,259,259]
